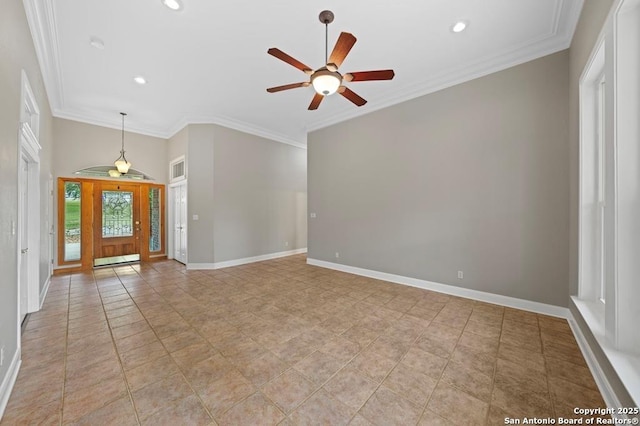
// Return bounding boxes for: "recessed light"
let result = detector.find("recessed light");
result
[162,0,182,11]
[89,36,104,49]
[133,76,147,85]
[452,21,468,33]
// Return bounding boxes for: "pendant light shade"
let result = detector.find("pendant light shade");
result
[114,112,131,174]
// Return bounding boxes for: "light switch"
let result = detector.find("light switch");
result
[310,213,317,218]
[192,214,199,221]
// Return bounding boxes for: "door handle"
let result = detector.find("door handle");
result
[21,248,28,254]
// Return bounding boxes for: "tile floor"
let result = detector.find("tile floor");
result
[2,255,607,425]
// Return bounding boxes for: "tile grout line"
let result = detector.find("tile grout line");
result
[58,273,72,426]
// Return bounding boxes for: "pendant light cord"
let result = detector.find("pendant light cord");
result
[120,112,126,153]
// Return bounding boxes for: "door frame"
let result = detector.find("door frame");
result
[93,181,141,263]
[17,122,41,317]
[56,177,166,271]
[168,180,187,262]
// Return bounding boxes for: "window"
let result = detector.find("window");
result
[596,74,605,304]
[63,181,81,262]
[575,0,640,405]
[149,187,162,252]
[578,41,606,305]
[170,155,186,182]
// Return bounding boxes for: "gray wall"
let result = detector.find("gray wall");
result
[53,117,168,183]
[0,0,54,402]
[186,124,216,263]
[184,123,307,265]
[308,50,569,307]
[167,125,187,166]
[212,125,307,263]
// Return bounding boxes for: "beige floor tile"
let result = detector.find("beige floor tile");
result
[140,394,213,426]
[3,256,606,425]
[359,386,423,426]
[125,354,181,391]
[323,365,378,412]
[382,362,437,406]
[440,359,494,402]
[62,374,128,423]
[198,369,256,417]
[131,372,194,420]
[289,389,353,426]
[234,351,289,386]
[121,340,168,371]
[401,346,448,379]
[427,382,489,425]
[70,396,138,426]
[262,369,317,413]
[294,350,345,385]
[216,392,285,425]
[349,349,397,383]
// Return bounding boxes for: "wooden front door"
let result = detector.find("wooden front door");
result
[93,182,140,262]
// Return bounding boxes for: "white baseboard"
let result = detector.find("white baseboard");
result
[566,315,626,414]
[307,258,570,318]
[0,348,21,421]
[188,248,307,270]
[39,276,51,310]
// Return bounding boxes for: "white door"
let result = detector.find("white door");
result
[171,182,187,264]
[18,155,29,323]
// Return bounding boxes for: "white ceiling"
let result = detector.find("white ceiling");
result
[24,0,583,146]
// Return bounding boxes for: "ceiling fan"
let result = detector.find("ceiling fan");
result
[266,10,395,110]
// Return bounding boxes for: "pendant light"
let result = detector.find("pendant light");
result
[114,112,131,174]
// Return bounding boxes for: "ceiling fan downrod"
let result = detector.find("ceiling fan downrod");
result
[319,10,334,64]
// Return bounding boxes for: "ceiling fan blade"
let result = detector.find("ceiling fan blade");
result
[340,87,367,107]
[327,32,357,70]
[266,82,310,93]
[308,93,324,110]
[343,69,395,82]
[267,48,313,74]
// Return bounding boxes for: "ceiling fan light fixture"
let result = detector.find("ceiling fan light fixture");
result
[162,0,182,11]
[311,69,342,96]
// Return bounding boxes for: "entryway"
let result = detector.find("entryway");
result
[57,177,165,270]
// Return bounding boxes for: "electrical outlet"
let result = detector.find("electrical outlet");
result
[458,271,464,279]
[335,252,340,258]
[285,241,289,247]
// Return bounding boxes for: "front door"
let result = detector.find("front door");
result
[93,182,140,266]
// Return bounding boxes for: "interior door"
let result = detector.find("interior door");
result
[171,182,187,264]
[93,182,140,264]
[18,155,29,323]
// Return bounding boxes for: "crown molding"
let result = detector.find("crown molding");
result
[52,107,170,139]
[306,0,584,134]
[23,0,64,111]
[25,0,581,149]
[166,114,307,149]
